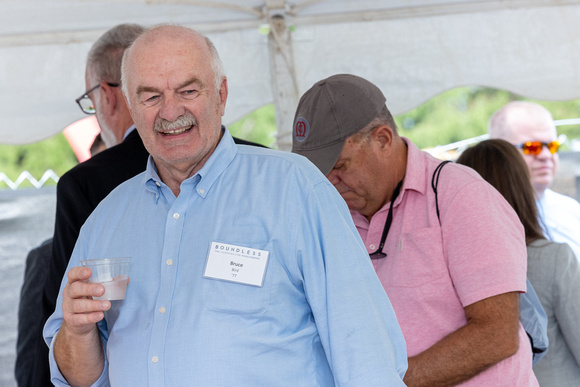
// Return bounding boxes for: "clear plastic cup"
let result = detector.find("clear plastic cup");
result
[80,257,131,301]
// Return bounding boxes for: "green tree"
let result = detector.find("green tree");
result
[396,87,580,150]
[0,134,77,189]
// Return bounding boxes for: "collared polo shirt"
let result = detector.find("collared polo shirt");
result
[352,138,537,386]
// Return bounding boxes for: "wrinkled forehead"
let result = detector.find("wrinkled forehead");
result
[125,29,212,89]
[129,28,204,65]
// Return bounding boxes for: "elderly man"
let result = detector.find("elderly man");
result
[49,23,264,328]
[489,101,580,260]
[26,23,263,387]
[43,26,407,386]
[292,74,538,386]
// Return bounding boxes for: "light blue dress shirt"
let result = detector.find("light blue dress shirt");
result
[44,129,407,386]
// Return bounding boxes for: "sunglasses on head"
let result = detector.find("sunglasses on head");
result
[515,140,560,156]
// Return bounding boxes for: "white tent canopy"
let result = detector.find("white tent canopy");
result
[2,0,580,150]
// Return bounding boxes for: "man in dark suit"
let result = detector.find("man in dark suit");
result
[16,23,148,387]
[15,23,265,386]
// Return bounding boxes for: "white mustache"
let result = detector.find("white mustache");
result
[155,113,197,132]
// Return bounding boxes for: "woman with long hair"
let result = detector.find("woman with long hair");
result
[457,139,580,386]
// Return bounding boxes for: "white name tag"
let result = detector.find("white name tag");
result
[203,242,270,287]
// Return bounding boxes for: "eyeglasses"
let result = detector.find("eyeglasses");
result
[515,141,560,156]
[75,83,119,114]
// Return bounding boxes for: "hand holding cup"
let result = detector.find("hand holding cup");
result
[80,258,131,300]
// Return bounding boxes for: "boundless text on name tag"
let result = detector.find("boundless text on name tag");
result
[213,243,263,258]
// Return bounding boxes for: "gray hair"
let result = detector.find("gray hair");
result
[352,105,399,142]
[120,25,226,103]
[206,35,226,92]
[86,23,146,84]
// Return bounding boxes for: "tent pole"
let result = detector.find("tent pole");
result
[266,1,299,151]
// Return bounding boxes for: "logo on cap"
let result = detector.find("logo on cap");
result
[294,117,309,142]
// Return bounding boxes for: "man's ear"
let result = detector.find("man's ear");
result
[218,76,228,117]
[99,82,118,116]
[373,125,394,151]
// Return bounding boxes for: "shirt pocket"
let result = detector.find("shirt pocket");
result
[384,226,449,288]
[201,240,272,314]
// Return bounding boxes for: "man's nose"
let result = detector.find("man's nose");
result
[326,170,340,185]
[536,144,554,159]
[159,94,185,122]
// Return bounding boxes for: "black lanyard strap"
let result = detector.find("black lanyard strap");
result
[369,180,403,259]
[432,160,452,225]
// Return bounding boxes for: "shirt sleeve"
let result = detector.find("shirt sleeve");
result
[440,179,527,307]
[43,218,111,386]
[45,328,110,387]
[295,179,408,386]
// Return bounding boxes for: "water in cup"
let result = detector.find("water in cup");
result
[96,276,129,300]
[80,257,131,301]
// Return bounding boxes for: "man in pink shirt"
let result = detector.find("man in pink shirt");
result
[292,74,538,386]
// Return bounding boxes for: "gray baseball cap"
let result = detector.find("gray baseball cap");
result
[291,74,386,175]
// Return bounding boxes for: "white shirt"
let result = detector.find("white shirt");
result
[537,188,580,261]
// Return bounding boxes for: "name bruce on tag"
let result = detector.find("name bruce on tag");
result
[203,242,270,287]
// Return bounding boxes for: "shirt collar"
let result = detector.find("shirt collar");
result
[351,137,428,223]
[143,126,237,199]
[399,137,428,199]
[122,125,136,141]
[194,126,237,198]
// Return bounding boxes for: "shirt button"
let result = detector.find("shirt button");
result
[199,188,205,194]
[166,259,173,266]
[155,181,161,187]
[369,244,376,250]
[152,356,159,363]
[173,213,180,220]
[159,307,166,314]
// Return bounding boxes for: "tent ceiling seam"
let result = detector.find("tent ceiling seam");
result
[2,0,580,47]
